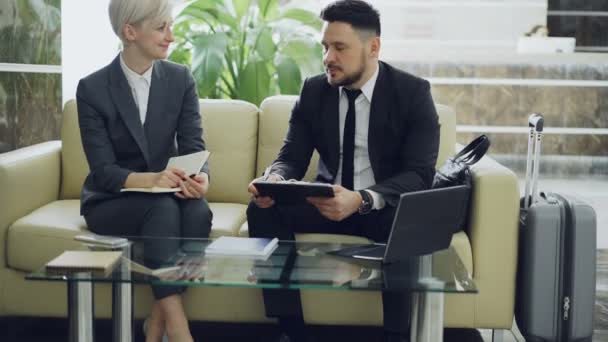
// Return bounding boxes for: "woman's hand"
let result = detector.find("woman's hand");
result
[175,172,209,199]
[153,168,186,188]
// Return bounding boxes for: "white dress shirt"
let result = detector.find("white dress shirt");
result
[335,63,386,210]
[119,54,153,124]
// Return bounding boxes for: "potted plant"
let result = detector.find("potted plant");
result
[170,0,324,105]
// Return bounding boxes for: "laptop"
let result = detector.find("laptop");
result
[327,185,470,264]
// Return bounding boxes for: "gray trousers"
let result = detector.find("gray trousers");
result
[85,193,212,299]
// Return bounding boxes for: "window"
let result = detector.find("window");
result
[0,0,62,151]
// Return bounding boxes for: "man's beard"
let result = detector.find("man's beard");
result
[326,53,367,87]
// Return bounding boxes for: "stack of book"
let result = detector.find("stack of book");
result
[205,236,279,259]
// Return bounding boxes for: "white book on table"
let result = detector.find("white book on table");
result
[74,234,129,248]
[205,236,279,258]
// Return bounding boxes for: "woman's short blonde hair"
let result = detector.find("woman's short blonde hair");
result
[109,0,173,41]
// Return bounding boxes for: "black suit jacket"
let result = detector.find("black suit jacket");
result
[76,55,208,215]
[270,61,440,207]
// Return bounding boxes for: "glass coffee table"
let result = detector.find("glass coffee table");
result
[27,237,477,342]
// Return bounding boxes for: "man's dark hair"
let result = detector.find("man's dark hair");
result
[320,0,381,37]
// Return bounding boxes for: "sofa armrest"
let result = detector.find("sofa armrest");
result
[0,141,62,264]
[467,154,519,328]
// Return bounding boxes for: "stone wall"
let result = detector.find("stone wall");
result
[390,54,608,158]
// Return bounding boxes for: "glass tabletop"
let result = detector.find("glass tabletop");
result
[26,237,477,294]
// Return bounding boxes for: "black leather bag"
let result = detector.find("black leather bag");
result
[432,134,490,228]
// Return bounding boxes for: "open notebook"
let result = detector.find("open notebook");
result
[121,150,210,193]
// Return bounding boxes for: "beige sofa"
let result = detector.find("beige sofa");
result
[0,96,519,332]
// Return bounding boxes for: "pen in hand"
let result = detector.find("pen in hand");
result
[252,166,273,201]
[251,165,279,207]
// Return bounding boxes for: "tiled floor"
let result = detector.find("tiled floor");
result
[596,330,608,342]
[479,328,520,342]
[0,310,603,341]
[0,319,490,342]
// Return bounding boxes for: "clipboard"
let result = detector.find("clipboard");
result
[253,181,334,204]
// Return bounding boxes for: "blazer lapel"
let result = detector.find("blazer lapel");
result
[108,55,150,165]
[143,61,168,157]
[368,62,390,179]
[321,85,341,179]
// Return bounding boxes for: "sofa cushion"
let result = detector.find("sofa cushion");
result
[207,203,248,238]
[7,200,247,272]
[257,96,456,179]
[7,200,87,272]
[201,99,258,204]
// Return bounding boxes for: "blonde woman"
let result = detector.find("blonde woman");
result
[76,0,211,341]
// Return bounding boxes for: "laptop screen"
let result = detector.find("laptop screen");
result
[384,185,470,263]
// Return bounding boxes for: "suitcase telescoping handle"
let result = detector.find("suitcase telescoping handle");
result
[523,113,544,209]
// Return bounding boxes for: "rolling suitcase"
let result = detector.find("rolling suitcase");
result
[515,113,597,342]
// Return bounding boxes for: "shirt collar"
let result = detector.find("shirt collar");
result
[119,53,153,86]
[340,62,379,103]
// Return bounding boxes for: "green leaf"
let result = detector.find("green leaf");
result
[191,33,229,97]
[276,56,302,95]
[254,27,276,60]
[172,20,190,35]
[169,0,321,103]
[186,0,229,11]
[178,0,224,16]
[233,0,251,20]
[281,39,324,78]
[178,0,237,30]
[168,44,191,66]
[257,0,278,20]
[238,60,271,105]
[278,9,322,30]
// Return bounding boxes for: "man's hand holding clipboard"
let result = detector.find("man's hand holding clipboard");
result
[248,166,334,207]
[248,167,281,208]
[253,180,334,205]
[247,166,364,222]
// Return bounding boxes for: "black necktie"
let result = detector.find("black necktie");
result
[342,88,361,190]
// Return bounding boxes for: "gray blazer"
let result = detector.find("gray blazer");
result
[76,55,208,215]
